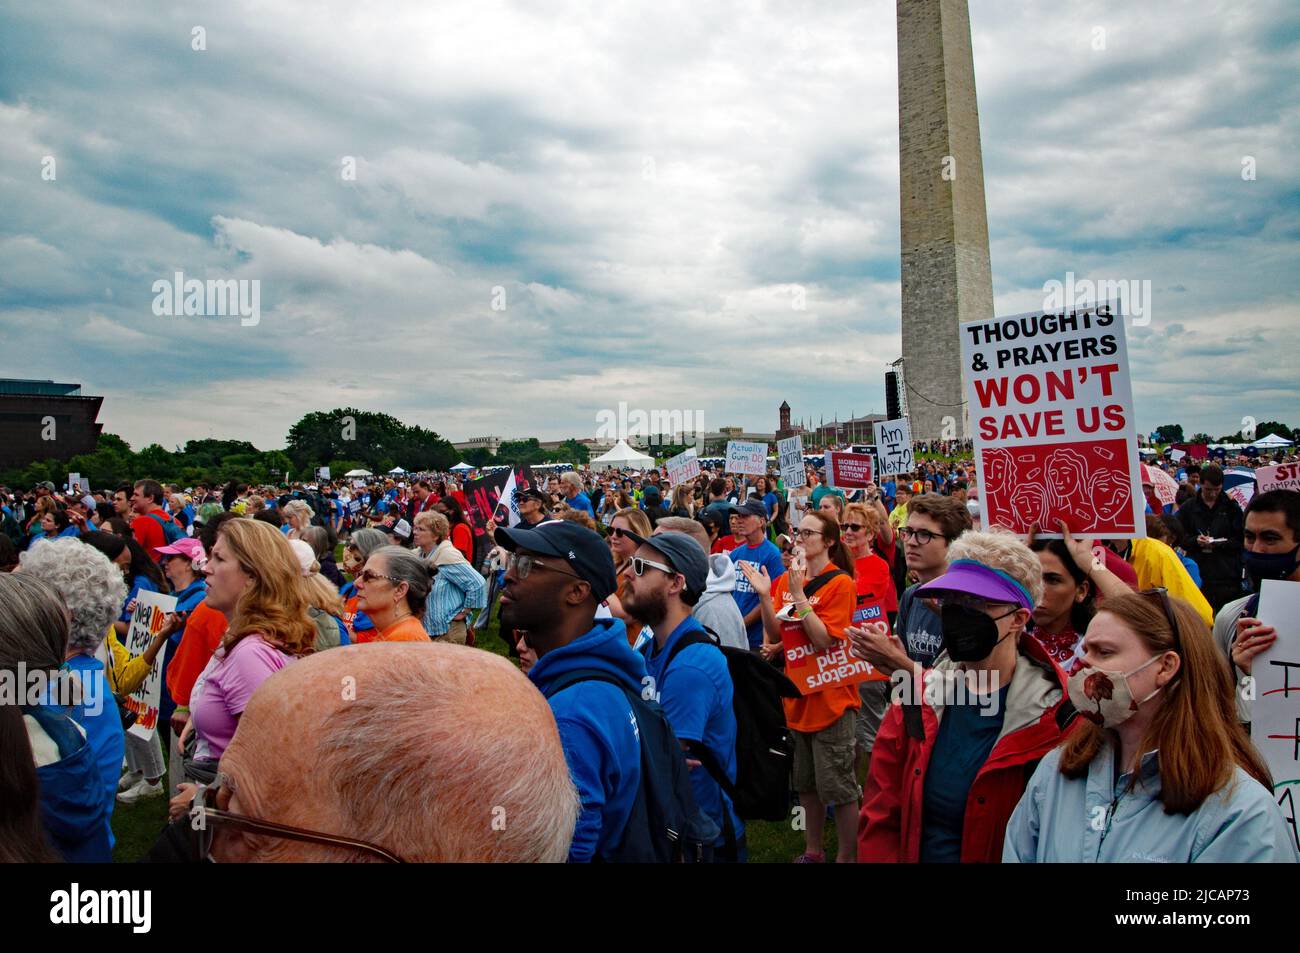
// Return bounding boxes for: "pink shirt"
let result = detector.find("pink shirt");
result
[190,635,294,760]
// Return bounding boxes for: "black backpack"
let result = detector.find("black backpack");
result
[662,628,801,823]
[545,670,719,863]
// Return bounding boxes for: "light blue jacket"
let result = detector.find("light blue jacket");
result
[1003,742,1299,863]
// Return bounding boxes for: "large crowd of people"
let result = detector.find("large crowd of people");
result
[1,441,1298,864]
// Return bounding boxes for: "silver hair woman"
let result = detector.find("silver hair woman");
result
[281,499,315,540]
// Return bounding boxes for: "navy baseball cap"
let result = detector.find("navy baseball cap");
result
[625,530,708,599]
[733,499,767,519]
[494,520,618,602]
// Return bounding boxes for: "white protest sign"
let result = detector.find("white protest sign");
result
[777,436,805,490]
[725,440,767,476]
[1257,464,1300,494]
[872,418,913,477]
[961,303,1144,538]
[67,472,80,493]
[665,448,701,486]
[78,477,90,495]
[121,590,179,740]
[1253,579,1300,854]
[316,466,331,481]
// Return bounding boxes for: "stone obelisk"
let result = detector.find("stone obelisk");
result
[897,0,994,440]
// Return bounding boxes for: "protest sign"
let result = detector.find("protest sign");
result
[67,472,80,493]
[825,451,873,489]
[961,303,1144,538]
[777,436,805,490]
[1257,463,1300,494]
[463,465,537,536]
[872,418,913,477]
[315,466,330,481]
[665,447,701,486]
[348,499,361,514]
[121,590,179,740]
[780,614,887,696]
[78,477,89,494]
[725,440,767,476]
[1252,579,1300,854]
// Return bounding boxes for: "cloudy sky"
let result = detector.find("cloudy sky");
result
[2,0,1297,452]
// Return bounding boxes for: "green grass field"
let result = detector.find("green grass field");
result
[112,572,849,863]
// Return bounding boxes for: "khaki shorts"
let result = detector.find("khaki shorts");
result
[856,679,891,755]
[792,709,861,807]
[434,618,469,645]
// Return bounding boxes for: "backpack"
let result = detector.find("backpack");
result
[545,670,719,863]
[146,511,185,545]
[662,626,802,824]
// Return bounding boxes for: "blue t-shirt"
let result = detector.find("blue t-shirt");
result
[762,492,779,520]
[920,684,1009,862]
[897,585,945,668]
[567,492,594,516]
[643,617,744,850]
[728,539,786,649]
[63,654,125,849]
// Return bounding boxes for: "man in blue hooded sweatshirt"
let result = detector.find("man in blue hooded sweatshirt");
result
[495,520,644,862]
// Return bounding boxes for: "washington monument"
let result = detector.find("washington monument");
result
[897,0,994,440]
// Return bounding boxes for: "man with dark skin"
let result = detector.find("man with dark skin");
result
[495,521,645,862]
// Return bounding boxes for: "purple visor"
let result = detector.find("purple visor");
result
[916,559,1034,611]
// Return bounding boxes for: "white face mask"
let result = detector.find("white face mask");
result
[1067,654,1165,728]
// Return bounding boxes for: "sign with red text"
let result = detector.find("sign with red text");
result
[665,447,701,486]
[1257,464,1300,494]
[961,304,1144,538]
[1252,579,1300,854]
[779,614,887,695]
[122,590,179,740]
[825,451,874,489]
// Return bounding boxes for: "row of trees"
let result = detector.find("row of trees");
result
[1152,421,1296,444]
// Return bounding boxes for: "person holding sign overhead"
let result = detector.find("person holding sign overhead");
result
[744,511,859,863]
[1004,590,1297,862]
[858,529,1073,863]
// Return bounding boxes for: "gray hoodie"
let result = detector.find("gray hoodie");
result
[693,554,750,650]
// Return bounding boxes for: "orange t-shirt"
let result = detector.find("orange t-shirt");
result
[771,565,861,734]
[376,615,431,642]
[166,601,228,707]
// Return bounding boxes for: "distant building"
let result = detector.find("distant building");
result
[815,414,886,448]
[451,435,501,456]
[0,379,104,470]
[775,400,806,442]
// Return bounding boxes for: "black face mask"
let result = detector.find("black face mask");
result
[1244,544,1300,589]
[940,604,1017,662]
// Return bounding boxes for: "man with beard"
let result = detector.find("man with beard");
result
[1211,489,1300,723]
[494,520,644,862]
[621,529,744,861]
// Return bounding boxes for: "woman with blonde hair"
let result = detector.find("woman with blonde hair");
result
[413,510,486,645]
[280,499,315,540]
[858,528,1073,864]
[606,507,652,647]
[1004,590,1298,862]
[669,483,695,519]
[288,538,349,650]
[168,518,315,818]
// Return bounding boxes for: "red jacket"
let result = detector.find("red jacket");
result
[858,635,1077,863]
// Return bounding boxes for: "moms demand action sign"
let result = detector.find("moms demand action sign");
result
[961,304,1145,538]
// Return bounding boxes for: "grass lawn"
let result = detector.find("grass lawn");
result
[112,562,851,863]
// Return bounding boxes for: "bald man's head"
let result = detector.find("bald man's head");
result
[215,643,577,862]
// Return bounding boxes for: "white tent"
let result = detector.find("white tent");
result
[449,461,475,472]
[388,467,406,475]
[344,468,372,477]
[590,439,655,472]
[1252,432,1294,447]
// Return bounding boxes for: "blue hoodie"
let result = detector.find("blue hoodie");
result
[26,704,113,863]
[529,616,646,863]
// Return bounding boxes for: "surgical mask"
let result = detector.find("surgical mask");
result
[1243,544,1300,587]
[1067,654,1164,728]
[940,604,1017,662]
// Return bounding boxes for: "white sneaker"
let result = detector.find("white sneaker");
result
[117,770,143,792]
[116,778,164,804]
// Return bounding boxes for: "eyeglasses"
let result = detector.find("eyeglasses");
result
[899,527,942,545]
[1141,587,1181,647]
[630,555,677,577]
[842,523,865,532]
[190,772,404,863]
[356,568,401,585]
[794,528,823,539]
[608,527,632,539]
[505,552,581,581]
